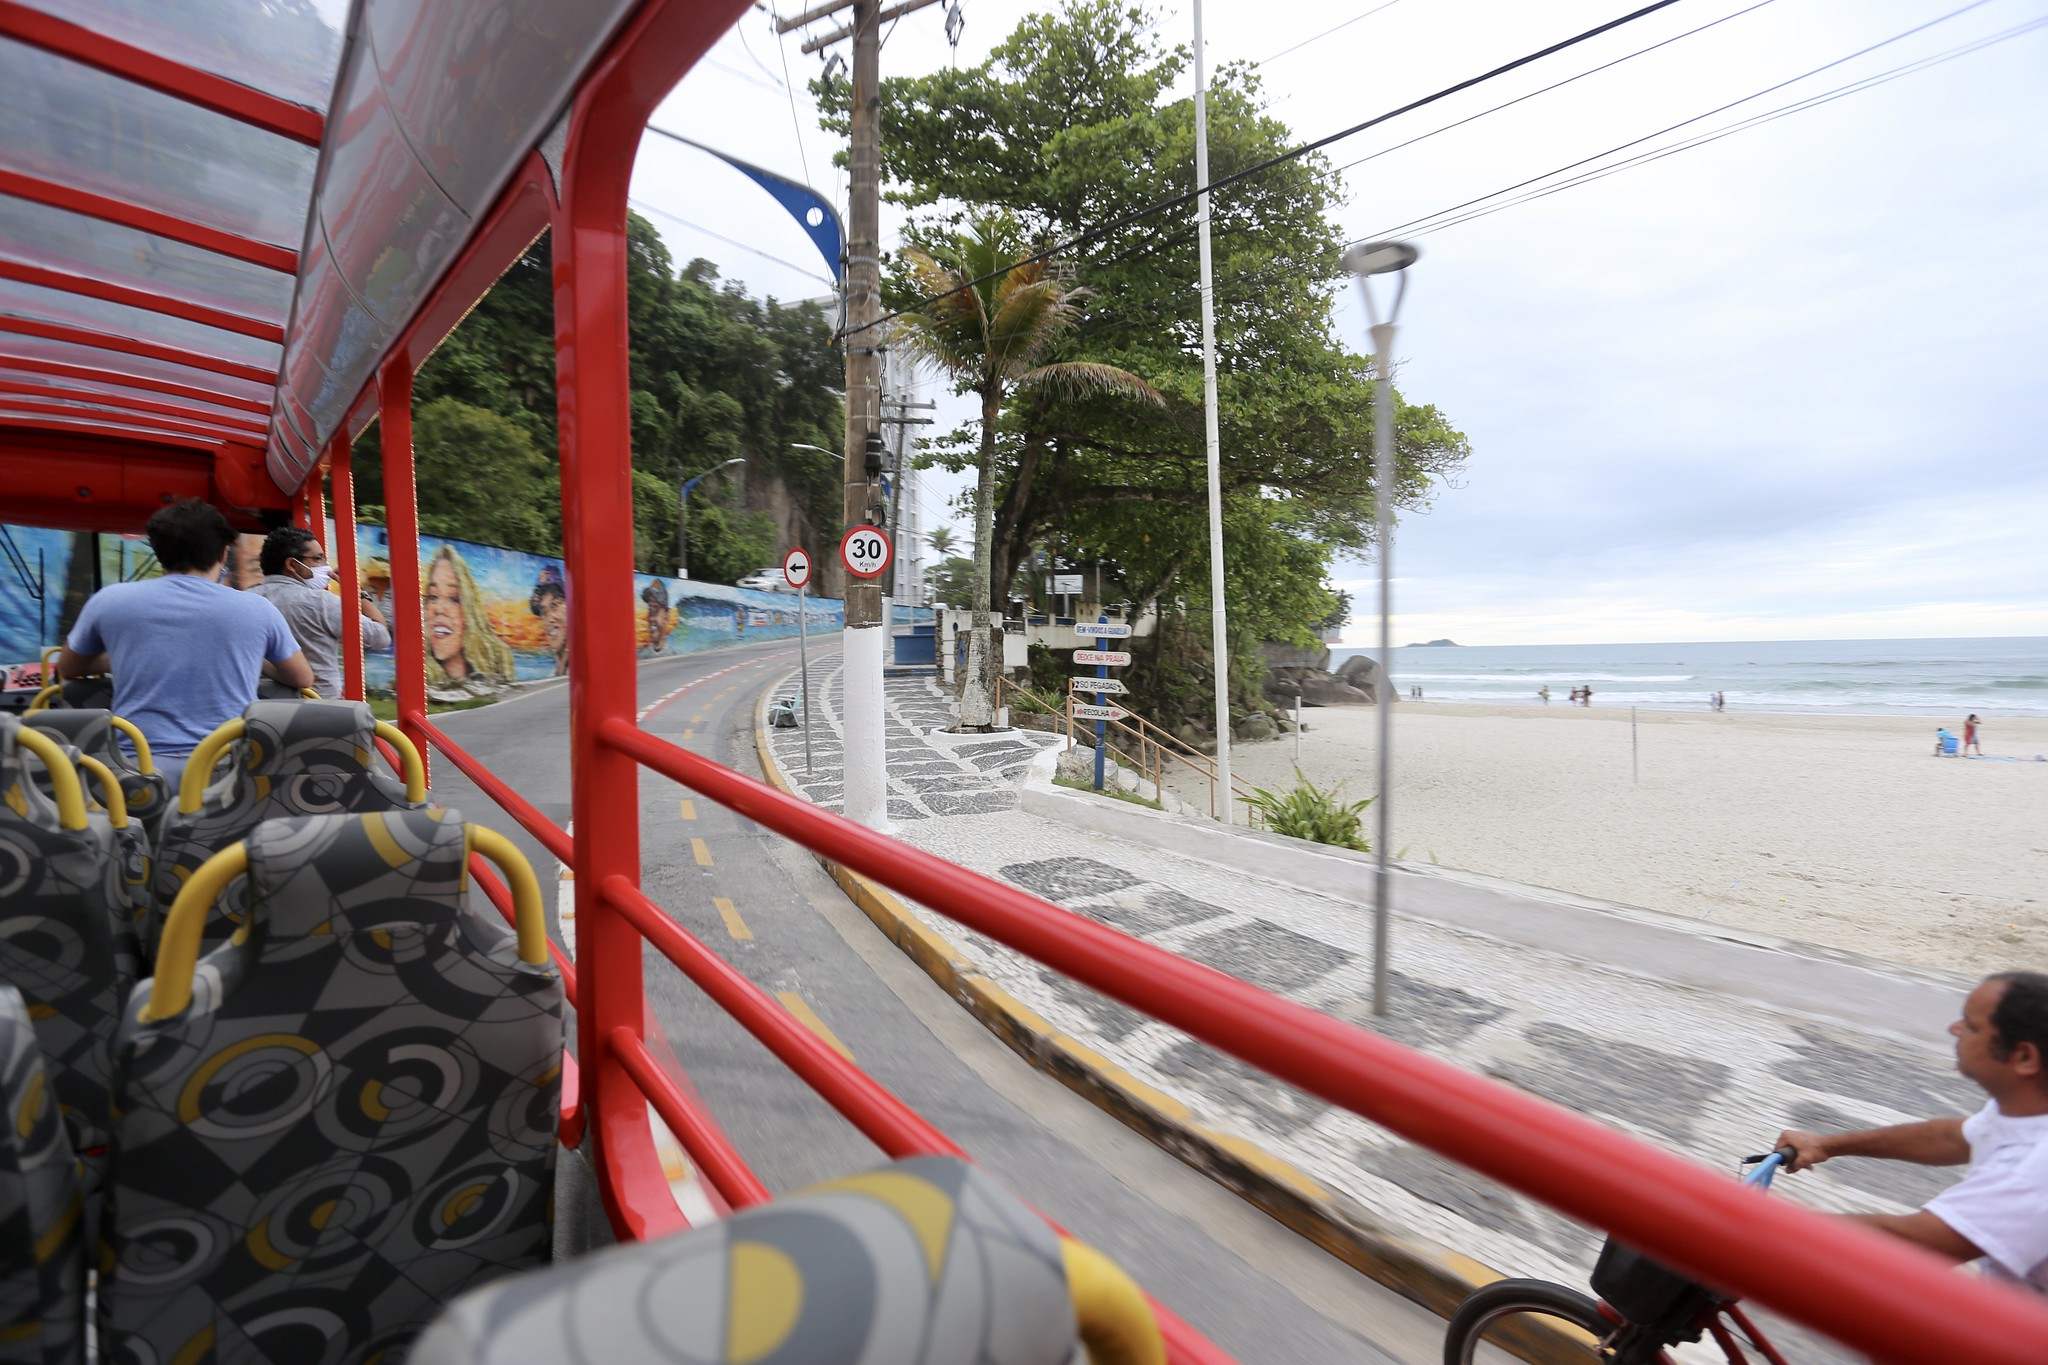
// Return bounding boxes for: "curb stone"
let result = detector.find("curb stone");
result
[751,667,1599,1363]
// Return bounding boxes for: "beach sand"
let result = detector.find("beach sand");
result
[1208,703,2048,976]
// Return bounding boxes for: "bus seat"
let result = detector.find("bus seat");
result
[0,717,132,1158]
[101,808,562,1365]
[149,700,427,947]
[24,709,171,845]
[0,983,85,1365]
[413,1155,1164,1365]
[22,722,151,975]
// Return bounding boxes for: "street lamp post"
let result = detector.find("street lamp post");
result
[1341,238,1418,1019]
[678,457,745,578]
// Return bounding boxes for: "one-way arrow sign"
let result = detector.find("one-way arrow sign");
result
[1070,677,1128,695]
[1072,702,1129,722]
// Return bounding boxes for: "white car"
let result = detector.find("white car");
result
[736,568,786,592]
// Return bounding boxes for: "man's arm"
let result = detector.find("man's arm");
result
[263,651,316,691]
[1776,1118,1970,1172]
[54,645,109,678]
[1846,1210,1983,1263]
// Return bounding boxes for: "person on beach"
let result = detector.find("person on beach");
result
[1581,685,1594,707]
[1538,686,1551,704]
[1965,714,1983,755]
[1776,972,2048,1296]
[1936,728,1957,756]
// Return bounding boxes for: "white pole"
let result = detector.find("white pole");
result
[1294,691,1302,762]
[1192,0,1232,823]
[1370,319,1397,1017]
[799,582,812,774]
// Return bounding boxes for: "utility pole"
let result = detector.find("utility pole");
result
[780,0,947,831]
[1192,0,1233,822]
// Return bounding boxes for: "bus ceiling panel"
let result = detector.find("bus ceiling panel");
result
[0,279,284,371]
[0,326,275,396]
[317,54,467,333]
[0,435,218,531]
[0,258,284,344]
[0,193,295,325]
[0,36,318,253]
[6,0,347,116]
[276,233,366,455]
[365,0,640,218]
[0,394,262,445]
[0,342,272,414]
[0,409,225,455]
[0,374,267,435]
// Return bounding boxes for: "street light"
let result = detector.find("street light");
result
[1343,238,1418,1019]
[678,457,744,578]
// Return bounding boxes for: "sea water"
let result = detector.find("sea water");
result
[1325,637,2048,716]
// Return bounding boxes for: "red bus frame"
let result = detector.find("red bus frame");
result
[5,3,2046,1361]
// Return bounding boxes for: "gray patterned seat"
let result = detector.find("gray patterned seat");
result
[24,709,172,845]
[101,808,564,1365]
[150,700,425,950]
[0,983,85,1365]
[23,724,150,980]
[0,717,132,1157]
[413,1155,1161,1365]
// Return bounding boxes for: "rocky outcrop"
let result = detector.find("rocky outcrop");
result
[1262,646,1378,707]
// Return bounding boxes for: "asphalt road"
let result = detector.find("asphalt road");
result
[422,637,1452,1364]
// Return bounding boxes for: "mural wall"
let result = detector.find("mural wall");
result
[2,521,844,702]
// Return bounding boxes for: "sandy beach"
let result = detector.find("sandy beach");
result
[1210,703,2048,976]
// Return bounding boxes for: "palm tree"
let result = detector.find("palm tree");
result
[894,212,1160,729]
[926,524,958,557]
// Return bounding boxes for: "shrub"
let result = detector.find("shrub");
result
[1244,769,1372,851]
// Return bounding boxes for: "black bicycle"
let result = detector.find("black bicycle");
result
[1443,1152,1794,1365]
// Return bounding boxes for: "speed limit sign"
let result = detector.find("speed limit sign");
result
[839,524,892,579]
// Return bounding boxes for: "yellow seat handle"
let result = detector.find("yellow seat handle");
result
[9,728,87,832]
[24,683,60,715]
[147,818,548,1021]
[108,716,154,776]
[73,754,127,828]
[466,825,550,966]
[299,687,321,699]
[177,717,427,813]
[1060,1238,1166,1365]
[40,645,59,670]
[373,721,427,802]
[177,718,246,813]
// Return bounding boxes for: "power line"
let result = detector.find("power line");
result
[1255,0,1408,67]
[1364,0,2001,242]
[849,0,1687,336]
[1401,11,2048,238]
[628,197,838,287]
[766,7,819,192]
[1322,0,1777,183]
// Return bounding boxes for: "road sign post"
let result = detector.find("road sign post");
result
[785,548,815,773]
[1091,616,1115,790]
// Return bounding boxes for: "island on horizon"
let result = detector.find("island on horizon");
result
[1406,638,1460,647]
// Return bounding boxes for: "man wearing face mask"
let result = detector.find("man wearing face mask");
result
[248,526,390,699]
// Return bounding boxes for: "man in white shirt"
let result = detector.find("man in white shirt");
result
[247,526,391,699]
[1777,971,2048,1295]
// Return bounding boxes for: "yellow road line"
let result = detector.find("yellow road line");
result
[691,713,704,723]
[691,837,713,867]
[714,896,752,941]
[679,799,697,821]
[777,991,853,1060]
[683,728,695,739]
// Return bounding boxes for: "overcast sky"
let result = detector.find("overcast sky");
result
[635,0,2048,646]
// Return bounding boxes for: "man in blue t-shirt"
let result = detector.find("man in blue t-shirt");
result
[57,499,315,773]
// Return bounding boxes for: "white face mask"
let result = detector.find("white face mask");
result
[301,563,333,591]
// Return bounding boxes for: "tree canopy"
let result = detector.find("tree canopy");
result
[829,0,1470,721]
[351,215,844,582]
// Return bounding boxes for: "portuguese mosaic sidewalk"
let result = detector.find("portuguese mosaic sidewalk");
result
[762,663,1980,1356]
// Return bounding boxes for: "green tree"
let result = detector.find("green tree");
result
[925,555,976,606]
[847,0,1471,730]
[926,524,958,556]
[893,211,1159,728]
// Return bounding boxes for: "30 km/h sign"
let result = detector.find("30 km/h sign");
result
[1080,622,1133,638]
[1073,649,1130,667]
[782,547,812,590]
[839,524,892,579]
[1072,702,1130,722]
[1070,676,1128,695]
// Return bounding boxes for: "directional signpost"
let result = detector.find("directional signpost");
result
[785,547,814,772]
[1076,615,1133,791]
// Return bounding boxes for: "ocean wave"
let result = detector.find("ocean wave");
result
[1395,672,1695,683]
